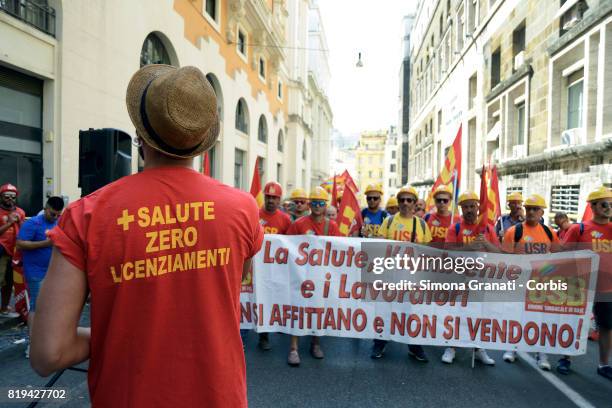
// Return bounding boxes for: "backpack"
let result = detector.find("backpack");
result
[513,223,553,243]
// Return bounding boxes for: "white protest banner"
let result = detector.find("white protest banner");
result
[240,235,598,355]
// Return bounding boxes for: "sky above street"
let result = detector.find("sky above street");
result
[318,0,419,138]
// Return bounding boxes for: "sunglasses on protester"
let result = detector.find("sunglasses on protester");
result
[399,197,416,203]
[310,201,326,208]
[435,198,449,204]
[293,200,307,205]
[366,196,380,201]
[2,193,17,199]
[596,201,611,209]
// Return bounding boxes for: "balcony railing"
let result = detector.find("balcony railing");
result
[0,0,55,37]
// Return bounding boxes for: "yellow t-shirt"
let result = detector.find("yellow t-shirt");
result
[377,214,432,243]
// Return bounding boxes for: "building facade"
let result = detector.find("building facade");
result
[0,0,332,215]
[355,130,387,205]
[408,0,612,220]
[399,15,415,186]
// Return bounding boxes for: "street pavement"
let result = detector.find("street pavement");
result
[1,308,611,407]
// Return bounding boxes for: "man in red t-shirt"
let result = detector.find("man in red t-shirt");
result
[442,191,498,366]
[562,187,612,381]
[0,183,26,317]
[286,186,340,366]
[31,65,264,408]
[256,181,291,351]
[425,184,460,245]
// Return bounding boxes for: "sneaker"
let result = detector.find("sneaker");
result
[287,349,300,366]
[537,353,551,371]
[24,344,29,359]
[441,347,455,364]
[310,343,324,359]
[557,358,571,375]
[258,333,271,351]
[370,340,386,359]
[408,345,428,362]
[0,310,19,318]
[475,349,495,366]
[503,351,516,363]
[597,365,612,381]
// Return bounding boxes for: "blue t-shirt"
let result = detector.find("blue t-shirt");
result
[361,208,388,237]
[17,214,57,279]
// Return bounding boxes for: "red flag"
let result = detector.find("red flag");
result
[490,166,502,222]
[582,202,592,222]
[202,152,211,176]
[337,186,363,236]
[478,165,489,233]
[249,158,264,208]
[426,125,462,211]
[341,170,359,193]
[331,174,338,207]
[11,251,29,322]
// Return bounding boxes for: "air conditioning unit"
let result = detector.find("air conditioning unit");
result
[512,145,526,158]
[561,128,581,145]
[514,51,525,70]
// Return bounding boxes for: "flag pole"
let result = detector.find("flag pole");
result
[450,169,459,222]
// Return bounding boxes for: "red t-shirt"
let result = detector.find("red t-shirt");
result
[259,208,291,235]
[444,221,499,247]
[562,220,612,293]
[426,212,460,243]
[48,167,263,408]
[0,207,26,255]
[286,216,341,236]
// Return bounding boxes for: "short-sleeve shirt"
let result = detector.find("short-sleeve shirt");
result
[425,212,460,243]
[495,214,522,239]
[562,220,612,293]
[377,214,432,243]
[286,216,341,236]
[0,207,26,256]
[259,209,291,235]
[444,221,499,247]
[502,223,560,254]
[48,166,264,408]
[16,214,57,279]
[361,208,388,237]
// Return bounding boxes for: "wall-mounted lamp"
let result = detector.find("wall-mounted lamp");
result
[356,52,364,68]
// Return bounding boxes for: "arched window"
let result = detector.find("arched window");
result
[140,33,171,67]
[258,115,268,143]
[277,130,284,152]
[206,73,224,121]
[235,98,249,133]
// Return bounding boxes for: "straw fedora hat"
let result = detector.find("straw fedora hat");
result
[126,64,219,158]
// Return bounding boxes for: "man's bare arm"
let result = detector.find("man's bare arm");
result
[30,248,90,377]
[16,239,52,250]
[242,258,252,282]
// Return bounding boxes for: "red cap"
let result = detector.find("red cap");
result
[0,183,18,196]
[263,182,282,198]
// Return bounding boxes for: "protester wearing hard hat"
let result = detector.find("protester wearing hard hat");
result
[0,183,25,317]
[425,184,460,245]
[385,196,399,215]
[289,188,310,222]
[495,192,524,240]
[361,183,388,238]
[286,187,341,366]
[502,194,560,371]
[372,186,431,363]
[255,181,292,352]
[561,187,612,380]
[441,191,498,367]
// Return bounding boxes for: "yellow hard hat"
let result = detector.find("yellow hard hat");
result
[386,196,399,208]
[524,194,547,208]
[365,183,383,195]
[433,184,453,198]
[396,186,418,199]
[290,188,308,200]
[309,186,329,201]
[507,192,524,202]
[458,191,479,205]
[587,186,612,202]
